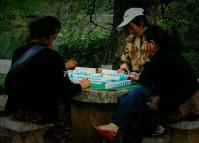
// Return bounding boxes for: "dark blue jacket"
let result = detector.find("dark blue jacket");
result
[4,42,81,122]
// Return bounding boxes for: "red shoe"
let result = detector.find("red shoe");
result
[92,123,116,142]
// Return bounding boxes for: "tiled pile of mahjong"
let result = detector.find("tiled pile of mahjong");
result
[66,68,136,90]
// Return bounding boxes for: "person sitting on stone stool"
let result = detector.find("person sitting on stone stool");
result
[4,16,90,142]
[92,25,199,143]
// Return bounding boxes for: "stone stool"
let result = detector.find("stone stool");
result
[168,120,199,143]
[0,116,53,143]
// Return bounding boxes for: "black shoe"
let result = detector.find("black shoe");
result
[152,129,168,137]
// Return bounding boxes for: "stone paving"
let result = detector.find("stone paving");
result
[142,135,169,143]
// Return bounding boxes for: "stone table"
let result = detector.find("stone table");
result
[71,88,132,143]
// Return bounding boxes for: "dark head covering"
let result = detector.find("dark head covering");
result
[145,25,182,52]
[29,16,61,40]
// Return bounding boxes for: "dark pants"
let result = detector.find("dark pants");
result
[111,85,160,143]
[122,109,161,143]
[112,85,154,127]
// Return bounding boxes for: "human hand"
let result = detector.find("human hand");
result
[143,41,159,58]
[65,59,77,70]
[117,68,127,74]
[80,78,90,89]
[143,45,154,58]
[128,74,139,81]
[96,68,102,73]
[147,96,160,111]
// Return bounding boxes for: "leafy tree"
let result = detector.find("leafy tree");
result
[0,0,198,75]
[158,0,199,75]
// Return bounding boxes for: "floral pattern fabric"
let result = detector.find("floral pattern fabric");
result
[120,34,150,73]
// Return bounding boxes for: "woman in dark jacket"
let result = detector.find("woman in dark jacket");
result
[139,26,199,116]
[93,26,199,143]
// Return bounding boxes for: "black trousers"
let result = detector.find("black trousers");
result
[122,106,167,143]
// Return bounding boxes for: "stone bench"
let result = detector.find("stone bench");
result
[142,136,169,143]
[168,120,199,143]
[0,95,8,112]
[0,59,11,75]
[0,116,53,143]
[142,120,199,143]
[0,60,11,111]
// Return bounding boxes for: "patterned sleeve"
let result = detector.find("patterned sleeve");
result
[120,34,136,72]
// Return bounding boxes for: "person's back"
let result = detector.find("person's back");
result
[139,48,199,114]
[5,42,78,122]
[123,26,199,143]
[139,26,199,116]
[4,16,90,142]
[4,16,89,125]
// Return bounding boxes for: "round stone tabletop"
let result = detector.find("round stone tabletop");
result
[71,67,133,103]
[73,88,131,103]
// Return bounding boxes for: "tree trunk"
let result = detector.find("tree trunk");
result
[103,0,159,69]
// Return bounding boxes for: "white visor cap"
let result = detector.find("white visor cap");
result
[117,8,144,31]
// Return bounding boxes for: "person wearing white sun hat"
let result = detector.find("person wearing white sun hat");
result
[91,8,155,143]
[117,7,151,76]
[117,8,145,30]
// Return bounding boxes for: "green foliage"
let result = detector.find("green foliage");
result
[158,0,199,47]
[157,0,199,76]
[55,26,109,67]
[1,0,198,75]
[0,0,112,64]
[0,0,54,16]
[0,27,28,59]
[183,51,199,77]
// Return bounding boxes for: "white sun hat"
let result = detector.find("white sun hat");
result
[117,8,144,30]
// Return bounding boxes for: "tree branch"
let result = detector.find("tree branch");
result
[88,0,111,31]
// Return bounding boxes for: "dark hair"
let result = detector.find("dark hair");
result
[144,25,166,48]
[132,15,149,27]
[29,16,61,40]
[144,25,182,52]
[165,28,182,52]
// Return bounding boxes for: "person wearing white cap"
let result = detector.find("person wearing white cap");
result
[92,8,153,142]
[92,24,199,143]
[117,7,151,74]
[117,8,145,30]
